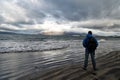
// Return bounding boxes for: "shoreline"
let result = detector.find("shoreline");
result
[18,51,120,80]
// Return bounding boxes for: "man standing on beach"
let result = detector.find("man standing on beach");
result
[82,31,98,70]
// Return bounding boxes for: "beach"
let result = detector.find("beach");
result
[18,50,120,80]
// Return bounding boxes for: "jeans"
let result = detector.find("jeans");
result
[84,49,96,70]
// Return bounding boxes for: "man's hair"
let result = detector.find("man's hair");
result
[88,31,92,35]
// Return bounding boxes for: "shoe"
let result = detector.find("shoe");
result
[93,68,98,71]
[82,67,87,70]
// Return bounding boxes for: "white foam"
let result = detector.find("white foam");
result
[98,39,106,42]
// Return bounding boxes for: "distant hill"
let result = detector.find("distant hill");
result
[64,32,86,36]
[0,31,119,38]
[0,31,17,34]
[0,31,100,37]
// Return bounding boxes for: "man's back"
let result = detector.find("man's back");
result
[83,33,98,49]
[87,37,97,52]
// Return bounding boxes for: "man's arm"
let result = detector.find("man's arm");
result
[82,38,87,48]
[94,38,98,47]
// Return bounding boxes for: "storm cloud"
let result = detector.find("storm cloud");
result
[0,0,120,36]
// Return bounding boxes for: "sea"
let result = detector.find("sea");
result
[0,33,120,80]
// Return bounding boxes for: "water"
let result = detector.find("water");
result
[0,34,120,80]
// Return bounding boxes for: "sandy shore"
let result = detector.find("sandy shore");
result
[18,51,120,80]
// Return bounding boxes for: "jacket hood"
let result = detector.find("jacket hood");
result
[86,34,92,38]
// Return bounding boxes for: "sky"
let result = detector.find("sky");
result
[0,0,120,36]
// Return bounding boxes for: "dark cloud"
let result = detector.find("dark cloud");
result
[0,27,14,31]
[46,0,120,20]
[1,0,120,22]
[16,0,47,23]
[0,16,5,24]
[46,0,87,21]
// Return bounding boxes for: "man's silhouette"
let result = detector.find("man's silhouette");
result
[82,31,98,70]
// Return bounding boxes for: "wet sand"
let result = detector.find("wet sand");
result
[19,51,120,80]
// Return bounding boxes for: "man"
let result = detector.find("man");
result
[82,31,98,70]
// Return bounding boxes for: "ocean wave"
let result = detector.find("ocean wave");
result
[0,39,70,54]
[98,39,106,42]
[0,45,69,54]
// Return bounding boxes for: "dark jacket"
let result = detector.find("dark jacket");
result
[82,33,98,49]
